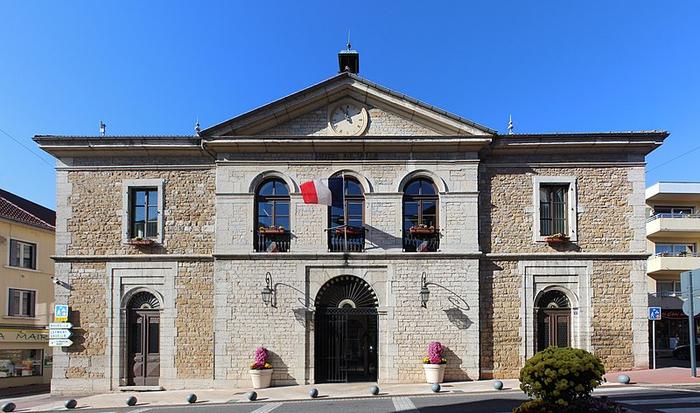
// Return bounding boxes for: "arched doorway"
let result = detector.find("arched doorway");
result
[126,291,161,386]
[315,276,378,383]
[535,290,571,351]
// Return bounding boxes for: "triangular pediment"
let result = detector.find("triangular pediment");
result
[202,72,495,137]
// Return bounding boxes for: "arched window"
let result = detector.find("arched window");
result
[328,176,365,252]
[535,289,571,351]
[255,179,290,252]
[402,178,439,252]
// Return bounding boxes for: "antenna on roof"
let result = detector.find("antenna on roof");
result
[507,115,514,135]
[347,29,351,50]
[195,118,201,136]
[99,121,106,137]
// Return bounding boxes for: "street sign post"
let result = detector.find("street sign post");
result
[681,269,700,378]
[49,329,72,339]
[649,306,662,369]
[49,338,73,347]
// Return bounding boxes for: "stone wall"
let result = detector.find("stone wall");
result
[479,165,644,254]
[66,169,215,256]
[175,261,215,379]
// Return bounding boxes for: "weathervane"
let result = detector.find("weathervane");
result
[195,118,201,136]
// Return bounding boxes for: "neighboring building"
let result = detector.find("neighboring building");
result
[35,49,666,395]
[0,189,55,389]
[645,182,700,353]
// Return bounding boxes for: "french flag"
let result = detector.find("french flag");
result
[300,177,343,207]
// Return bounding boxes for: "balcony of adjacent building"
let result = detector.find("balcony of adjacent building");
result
[647,246,700,276]
[646,211,700,239]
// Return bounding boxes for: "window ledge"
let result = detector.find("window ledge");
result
[3,316,39,320]
[4,265,40,273]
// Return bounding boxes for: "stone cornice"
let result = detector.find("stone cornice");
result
[213,252,484,260]
[484,252,651,260]
[51,254,214,262]
[488,132,668,156]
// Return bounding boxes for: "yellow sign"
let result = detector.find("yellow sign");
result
[0,329,49,343]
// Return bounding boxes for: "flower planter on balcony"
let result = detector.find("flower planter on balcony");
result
[544,234,570,244]
[128,238,156,247]
[258,228,286,235]
[409,226,436,235]
[334,227,364,236]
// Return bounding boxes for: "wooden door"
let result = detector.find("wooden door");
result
[128,310,160,386]
[536,309,571,352]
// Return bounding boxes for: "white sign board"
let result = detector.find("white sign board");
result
[648,307,662,321]
[49,338,73,347]
[683,299,700,317]
[48,322,73,330]
[681,269,700,317]
[49,329,72,339]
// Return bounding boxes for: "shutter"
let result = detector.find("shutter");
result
[9,289,20,316]
[28,292,36,317]
[9,240,19,267]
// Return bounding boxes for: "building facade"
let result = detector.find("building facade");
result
[0,189,55,389]
[645,182,700,353]
[36,54,666,394]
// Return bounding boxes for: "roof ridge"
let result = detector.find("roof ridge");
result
[0,192,55,230]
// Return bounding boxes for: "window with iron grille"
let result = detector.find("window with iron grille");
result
[539,184,568,236]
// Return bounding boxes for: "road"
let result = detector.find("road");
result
[32,385,700,413]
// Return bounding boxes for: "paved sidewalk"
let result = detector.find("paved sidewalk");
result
[7,380,522,412]
[3,370,700,412]
[604,367,700,385]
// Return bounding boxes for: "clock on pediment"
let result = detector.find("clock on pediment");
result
[327,99,368,136]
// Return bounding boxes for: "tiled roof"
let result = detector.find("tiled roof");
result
[0,189,55,231]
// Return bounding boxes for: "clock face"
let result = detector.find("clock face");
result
[329,102,368,136]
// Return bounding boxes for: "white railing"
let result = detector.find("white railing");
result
[653,252,700,258]
[647,213,700,222]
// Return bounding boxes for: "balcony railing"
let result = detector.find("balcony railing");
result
[255,230,290,252]
[403,229,440,252]
[653,252,700,258]
[327,226,365,252]
[647,213,700,223]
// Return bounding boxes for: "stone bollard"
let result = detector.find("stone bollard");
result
[64,399,78,409]
[493,380,504,390]
[126,396,137,406]
[618,374,631,384]
[1,403,15,413]
[431,383,441,393]
[369,385,380,395]
[246,391,258,401]
[309,388,319,398]
[186,394,197,404]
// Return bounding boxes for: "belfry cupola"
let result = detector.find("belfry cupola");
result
[338,39,359,74]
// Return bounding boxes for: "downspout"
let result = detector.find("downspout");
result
[199,137,217,160]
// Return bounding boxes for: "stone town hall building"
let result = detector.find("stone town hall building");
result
[36,50,666,394]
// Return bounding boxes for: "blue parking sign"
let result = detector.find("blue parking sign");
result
[648,306,661,321]
[55,304,69,322]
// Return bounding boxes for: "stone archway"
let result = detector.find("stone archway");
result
[314,275,379,383]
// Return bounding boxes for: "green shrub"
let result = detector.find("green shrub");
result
[519,347,605,407]
[513,397,623,413]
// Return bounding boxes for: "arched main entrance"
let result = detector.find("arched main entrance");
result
[535,289,571,351]
[126,291,161,386]
[314,276,378,383]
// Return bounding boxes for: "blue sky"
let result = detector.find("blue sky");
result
[1,1,698,209]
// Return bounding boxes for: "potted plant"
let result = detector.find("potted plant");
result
[335,226,364,236]
[544,233,569,244]
[249,347,273,388]
[258,225,286,235]
[410,224,436,235]
[422,341,446,383]
[128,236,155,246]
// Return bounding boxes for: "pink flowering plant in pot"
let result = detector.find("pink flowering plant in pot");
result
[249,347,273,389]
[422,341,447,384]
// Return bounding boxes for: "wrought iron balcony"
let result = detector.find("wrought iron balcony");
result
[327,226,366,252]
[403,229,440,252]
[255,229,290,252]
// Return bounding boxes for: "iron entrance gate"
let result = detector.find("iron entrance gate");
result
[315,307,378,383]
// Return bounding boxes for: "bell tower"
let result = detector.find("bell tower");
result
[338,37,359,74]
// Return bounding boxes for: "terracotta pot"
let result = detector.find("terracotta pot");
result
[249,368,273,388]
[128,239,155,246]
[423,363,445,384]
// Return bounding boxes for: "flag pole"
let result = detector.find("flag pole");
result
[342,173,347,252]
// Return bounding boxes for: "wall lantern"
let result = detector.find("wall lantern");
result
[420,272,430,308]
[261,272,275,307]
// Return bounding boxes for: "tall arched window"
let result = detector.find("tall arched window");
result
[255,178,290,252]
[402,178,439,252]
[328,176,365,252]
